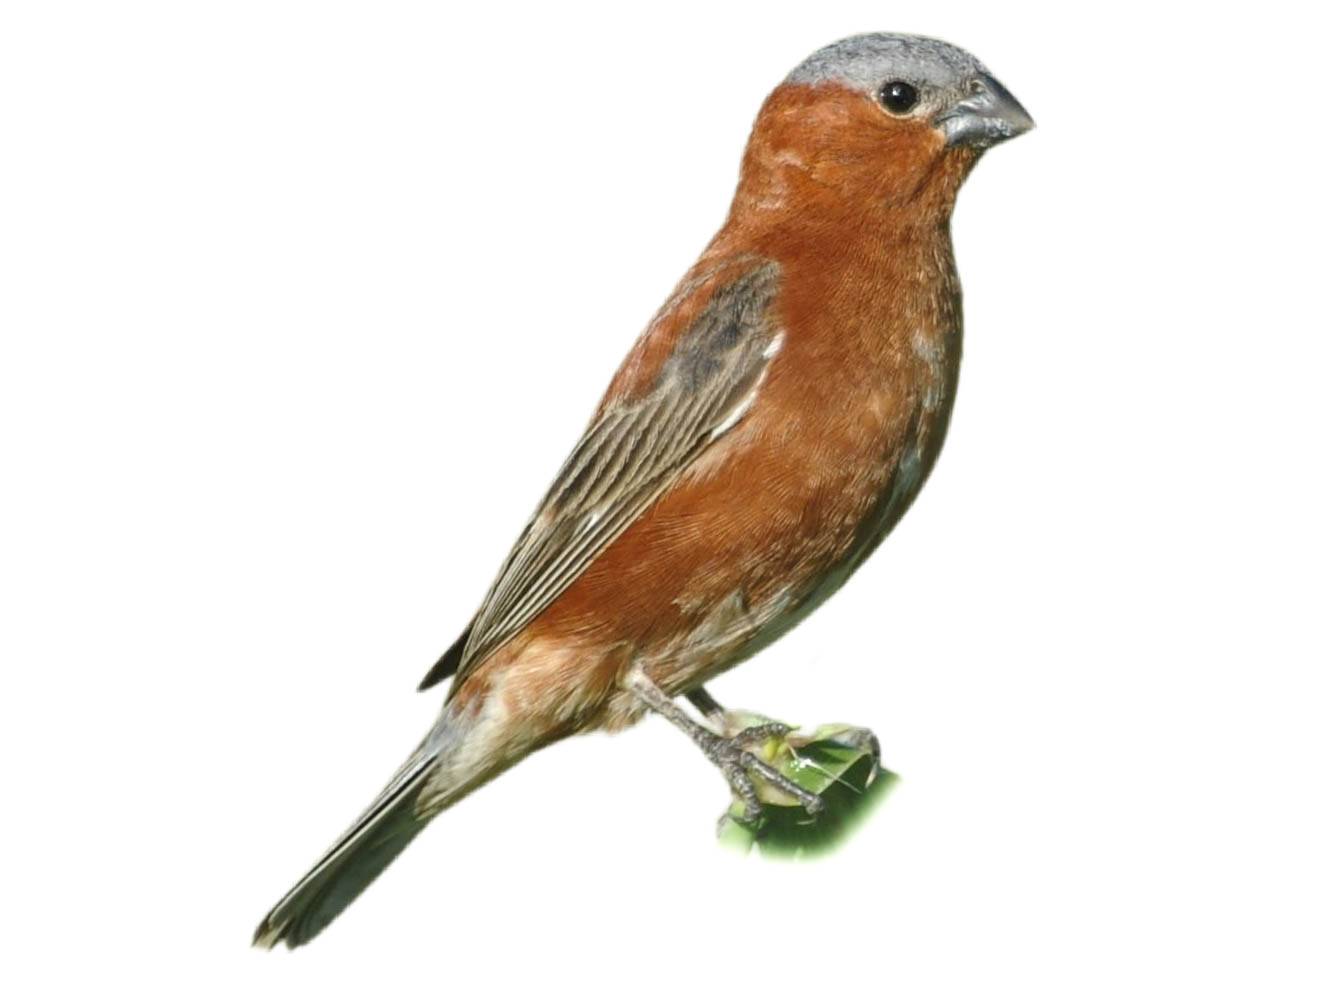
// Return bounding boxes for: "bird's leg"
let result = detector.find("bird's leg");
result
[684,686,726,728]
[627,669,823,822]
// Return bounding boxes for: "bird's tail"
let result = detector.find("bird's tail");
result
[253,715,474,950]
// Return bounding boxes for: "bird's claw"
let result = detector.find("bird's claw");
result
[699,721,824,822]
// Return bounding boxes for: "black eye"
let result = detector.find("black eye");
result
[879,80,919,115]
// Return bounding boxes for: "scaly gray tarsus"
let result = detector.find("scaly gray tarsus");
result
[626,670,824,821]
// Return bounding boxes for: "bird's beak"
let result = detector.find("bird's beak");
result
[937,73,1034,149]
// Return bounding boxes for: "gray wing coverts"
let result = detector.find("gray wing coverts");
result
[431,261,782,691]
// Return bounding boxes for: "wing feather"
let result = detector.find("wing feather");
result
[441,261,783,690]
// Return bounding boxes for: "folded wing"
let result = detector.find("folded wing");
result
[421,260,783,692]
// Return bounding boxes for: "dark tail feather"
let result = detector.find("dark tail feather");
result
[417,624,471,691]
[253,752,437,950]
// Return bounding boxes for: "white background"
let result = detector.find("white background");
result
[2,1,1314,985]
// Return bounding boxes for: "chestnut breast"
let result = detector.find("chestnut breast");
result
[530,217,963,693]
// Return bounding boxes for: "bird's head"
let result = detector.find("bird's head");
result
[736,33,1033,218]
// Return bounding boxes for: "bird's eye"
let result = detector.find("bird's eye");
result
[878,80,920,115]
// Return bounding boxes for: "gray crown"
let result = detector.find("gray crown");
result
[786,33,988,95]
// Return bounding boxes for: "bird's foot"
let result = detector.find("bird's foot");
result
[631,671,889,838]
[693,719,824,824]
[628,672,820,821]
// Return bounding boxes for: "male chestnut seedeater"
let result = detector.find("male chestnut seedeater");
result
[256,32,1032,948]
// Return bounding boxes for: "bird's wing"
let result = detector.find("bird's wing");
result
[425,260,782,692]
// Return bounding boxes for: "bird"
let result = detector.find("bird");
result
[254,31,1033,949]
